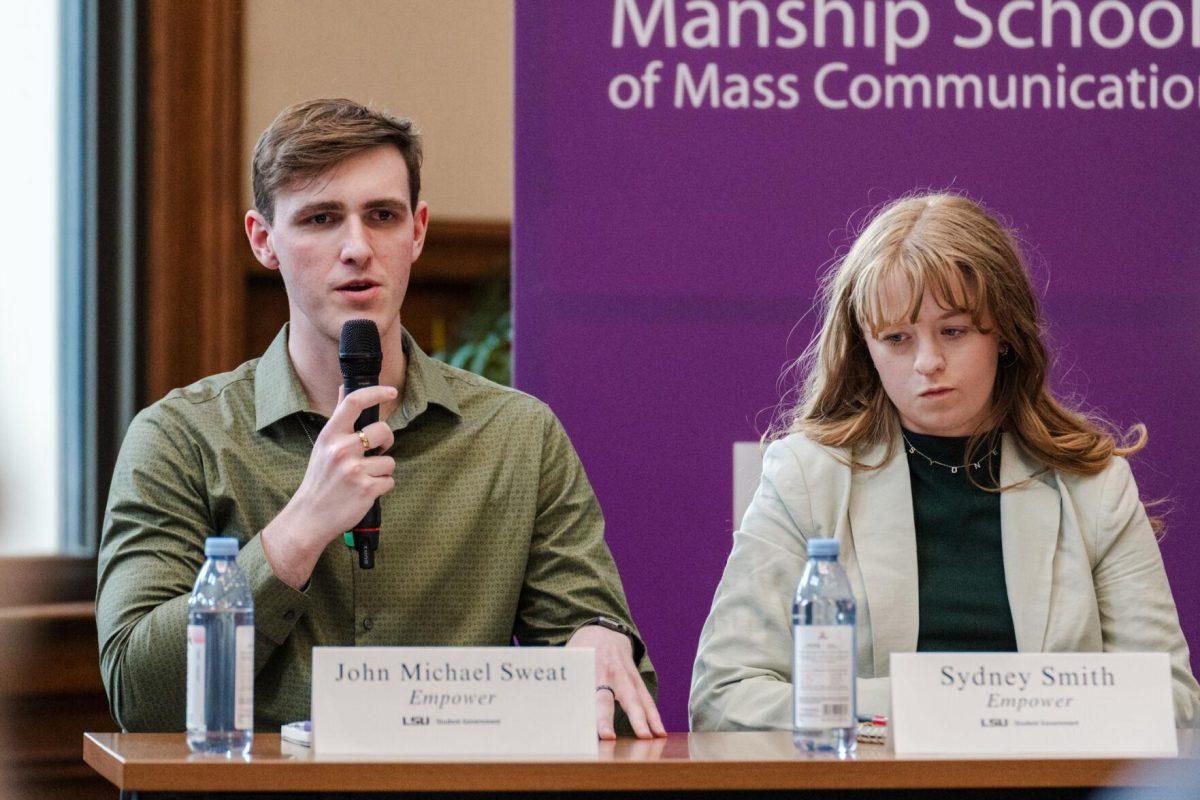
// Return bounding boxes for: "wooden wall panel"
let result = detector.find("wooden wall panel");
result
[0,558,115,800]
[142,0,244,404]
[0,556,96,607]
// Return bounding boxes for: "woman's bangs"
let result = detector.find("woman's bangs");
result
[927,258,988,325]
[854,251,986,334]
[854,258,917,335]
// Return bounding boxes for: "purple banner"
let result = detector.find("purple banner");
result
[515,0,1200,731]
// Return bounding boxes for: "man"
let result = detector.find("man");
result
[96,98,664,740]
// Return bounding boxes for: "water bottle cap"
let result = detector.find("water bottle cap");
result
[205,537,239,558]
[807,538,839,558]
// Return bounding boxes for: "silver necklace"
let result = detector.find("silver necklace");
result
[297,414,318,447]
[902,433,997,475]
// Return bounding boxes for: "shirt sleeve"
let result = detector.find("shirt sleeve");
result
[95,401,311,732]
[690,439,802,731]
[511,407,658,717]
[1093,457,1200,727]
[690,438,885,730]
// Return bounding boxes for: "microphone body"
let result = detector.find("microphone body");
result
[339,320,383,569]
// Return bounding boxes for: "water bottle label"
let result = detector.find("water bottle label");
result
[235,624,254,731]
[793,625,854,728]
[186,624,206,732]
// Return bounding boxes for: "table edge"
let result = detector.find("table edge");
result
[81,732,1195,793]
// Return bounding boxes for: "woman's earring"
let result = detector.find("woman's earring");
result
[998,343,1015,367]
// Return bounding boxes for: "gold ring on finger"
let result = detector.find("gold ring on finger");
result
[357,430,371,452]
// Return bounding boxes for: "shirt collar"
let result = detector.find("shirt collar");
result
[254,323,461,433]
[387,327,462,428]
[254,324,313,432]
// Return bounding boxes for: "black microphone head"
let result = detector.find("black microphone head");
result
[339,319,382,378]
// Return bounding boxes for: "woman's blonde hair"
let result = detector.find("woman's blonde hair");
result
[776,192,1148,493]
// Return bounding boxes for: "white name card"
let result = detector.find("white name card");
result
[311,647,597,756]
[890,652,1176,757]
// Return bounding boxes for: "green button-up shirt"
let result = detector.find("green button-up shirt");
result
[97,325,655,732]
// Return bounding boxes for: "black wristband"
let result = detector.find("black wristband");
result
[580,615,646,664]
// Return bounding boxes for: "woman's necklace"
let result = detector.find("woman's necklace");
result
[902,433,998,475]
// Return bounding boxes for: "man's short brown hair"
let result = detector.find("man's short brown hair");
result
[252,98,422,224]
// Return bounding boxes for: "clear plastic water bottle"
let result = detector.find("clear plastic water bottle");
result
[793,537,857,755]
[187,537,254,755]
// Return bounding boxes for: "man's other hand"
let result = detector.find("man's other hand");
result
[567,624,666,740]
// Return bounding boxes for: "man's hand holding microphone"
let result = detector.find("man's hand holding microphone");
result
[263,319,392,586]
[261,383,397,590]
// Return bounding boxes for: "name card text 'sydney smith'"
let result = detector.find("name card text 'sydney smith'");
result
[891,652,1176,757]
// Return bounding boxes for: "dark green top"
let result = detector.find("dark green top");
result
[97,325,655,732]
[903,429,1017,653]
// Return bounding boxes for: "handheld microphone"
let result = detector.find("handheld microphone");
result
[339,319,383,569]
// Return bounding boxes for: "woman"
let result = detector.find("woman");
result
[689,193,1200,730]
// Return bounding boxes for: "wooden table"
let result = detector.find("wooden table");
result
[84,730,1200,797]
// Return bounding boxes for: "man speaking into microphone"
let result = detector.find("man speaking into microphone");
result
[96,98,664,740]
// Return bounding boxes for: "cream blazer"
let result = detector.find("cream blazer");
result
[690,432,1200,730]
